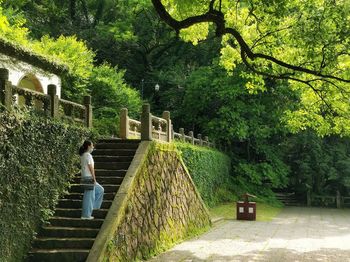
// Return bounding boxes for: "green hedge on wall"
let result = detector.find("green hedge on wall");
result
[175,142,233,207]
[0,109,89,262]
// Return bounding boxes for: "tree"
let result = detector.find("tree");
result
[151,0,350,136]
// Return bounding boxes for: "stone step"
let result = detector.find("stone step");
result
[95,169,127,177]
[94,162,131,170]
[49,217,104,228]
[40,226,99,238]
[96,143,139,150]
[69,184,120,193]
[54,208,108,219]
[64,192,116,201]
[26,249,89,262]
[93,149,136,156]
[72,176,124,185]
[93,155,134,162]
[57,199,112,209]
[97,138,141,144]
[32,237,95,249]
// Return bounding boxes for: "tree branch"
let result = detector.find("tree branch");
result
[151,0,350,84]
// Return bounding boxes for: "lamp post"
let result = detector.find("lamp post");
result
[141,79,160,100]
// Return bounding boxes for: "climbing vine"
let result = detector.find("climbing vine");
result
[0,107,90,262]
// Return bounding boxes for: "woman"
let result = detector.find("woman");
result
[79,140,104,219]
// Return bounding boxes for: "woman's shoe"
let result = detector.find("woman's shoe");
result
[81,216,94,220]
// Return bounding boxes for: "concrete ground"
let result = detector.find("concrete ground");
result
[149,207,350,262]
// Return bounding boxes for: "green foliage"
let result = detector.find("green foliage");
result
[87,64,142,136]
[0,108,89,262]
[175,141,234,207]
[283,131,350,197]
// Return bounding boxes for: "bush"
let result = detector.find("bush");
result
[87,64,142,136]
[0,108,90,262]
[175,142,234,207]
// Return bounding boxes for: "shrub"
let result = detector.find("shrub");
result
[175,142,234,207]
[87,64,142,136]
[0,108,90,262]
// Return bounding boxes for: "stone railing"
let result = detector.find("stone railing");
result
[120,103,214,147]
[0,68,92,128]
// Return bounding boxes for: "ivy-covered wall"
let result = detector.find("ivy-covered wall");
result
[103,142,211,261]
[0,109,89,262]
[175,142,233,207]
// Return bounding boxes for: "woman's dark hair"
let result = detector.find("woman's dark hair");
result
[79,140,92,156]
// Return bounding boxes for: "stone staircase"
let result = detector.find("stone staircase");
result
[26,139,140,262]
[275,192,301,206]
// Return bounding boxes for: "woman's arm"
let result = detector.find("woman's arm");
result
[88,164,96,183]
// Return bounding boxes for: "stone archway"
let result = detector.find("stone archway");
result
[17,73,44,108]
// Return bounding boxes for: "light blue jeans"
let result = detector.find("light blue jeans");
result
[81,182,104,218]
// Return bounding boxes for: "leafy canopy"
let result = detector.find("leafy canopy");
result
[151,0,350,136]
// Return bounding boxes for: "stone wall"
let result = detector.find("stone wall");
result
[104,142,211,261]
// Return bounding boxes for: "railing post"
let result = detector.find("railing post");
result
[179,128,185,142]
[141,103,152,141]
[204,136,209,146]
[189,131,194,145]
[83,95,93,128]
[171,124,174,140]
[48,84,59,119]
[162,111,172,142]
[336,190,341,209]
[0,68,12,110]
[120,108,129,139]
[198,134,203,146]
[307,190,311,207]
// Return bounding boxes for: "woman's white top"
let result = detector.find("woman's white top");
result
[81,152,94,178]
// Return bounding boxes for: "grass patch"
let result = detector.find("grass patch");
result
[210,201,282,221]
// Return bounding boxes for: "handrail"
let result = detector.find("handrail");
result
[120,103,214,148]
[0,67,92,128]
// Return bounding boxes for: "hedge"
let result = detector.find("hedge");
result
[0,108,90,262]
[175,142,233,207]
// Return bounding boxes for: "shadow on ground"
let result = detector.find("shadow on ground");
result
[148,207,350,262]
[149,248,350,261]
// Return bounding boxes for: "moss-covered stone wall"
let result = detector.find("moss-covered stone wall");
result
[103,142,211,261]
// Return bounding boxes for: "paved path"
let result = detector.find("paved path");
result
[149,207,350,261]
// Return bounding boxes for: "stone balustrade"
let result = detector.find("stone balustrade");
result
[0,68,92,128]
[120,103,214,147]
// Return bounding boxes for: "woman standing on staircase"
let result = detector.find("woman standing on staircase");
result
[79,140,104,219]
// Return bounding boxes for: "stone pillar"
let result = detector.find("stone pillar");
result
[162,111,172,142]
[198,134,203,146]
[0,68,12,110]
[179,128,185,142]
[48,84,59,119]
[84,95,93,128]
[141,103,152,141]
[336,190,341,209]
[189,131,194,145]
[120,108,129,139]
